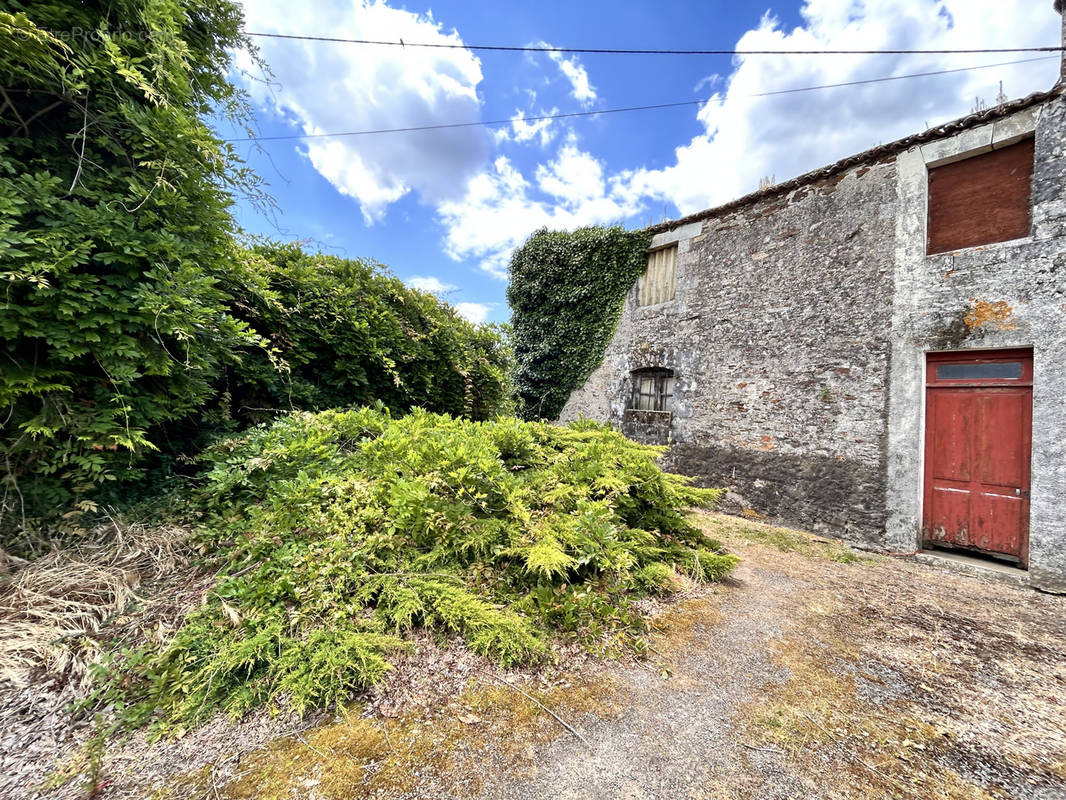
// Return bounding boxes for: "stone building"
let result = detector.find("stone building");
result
[559,7,1066,592]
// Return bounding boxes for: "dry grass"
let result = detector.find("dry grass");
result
[743,609,998,800]
[11,510,1065,800]
[722,513,1066,800]
[138,585,726,800]
[0,520,196,689]
[696,513,869,564]
[151,671,622,800]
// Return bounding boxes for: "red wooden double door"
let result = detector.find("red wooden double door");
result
[923,349,1032,565]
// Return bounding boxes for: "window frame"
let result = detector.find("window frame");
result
[629,368,675,412]
[925,136,1035,256]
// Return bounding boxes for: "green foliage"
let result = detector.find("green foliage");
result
[508,226,652,420]
[0,1,263,519]
[214,243,514,428]
[93,408,730,731]
[0,3,514,535]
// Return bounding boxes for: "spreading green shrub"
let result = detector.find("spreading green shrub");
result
[508,226,652,420]
[95,408,733,731]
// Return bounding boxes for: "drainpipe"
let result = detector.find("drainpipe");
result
[1057,0,1066,86]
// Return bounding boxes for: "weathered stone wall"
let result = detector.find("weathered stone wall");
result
[886,97,1066,592]
[559,95,1066,592]
[559,160,900,543]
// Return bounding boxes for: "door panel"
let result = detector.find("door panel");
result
[975,394,1026,487]
[971,491,1023,555]
[930,392,971,481]
[927,487,970,546]
[923,350,1032,565]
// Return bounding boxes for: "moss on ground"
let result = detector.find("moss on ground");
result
[157,670,622,800]
[696,513,870,564]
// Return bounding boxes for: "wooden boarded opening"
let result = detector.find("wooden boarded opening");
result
[926,138,1034,255]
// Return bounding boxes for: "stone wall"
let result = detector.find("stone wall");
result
[886,97,1066,592]
[559,159,900,543]
[559,95,1066,592]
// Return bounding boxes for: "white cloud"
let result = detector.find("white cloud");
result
[535,141,606,201]
[627,0,1061,214]
[544,46,597,106]
[492,109,558,147]
[453,302,492,324]
[236,0,488,223]
[437,146,649,280]
[405,275,456,294]
[238,0,1061,288]
[437,0,1058,283]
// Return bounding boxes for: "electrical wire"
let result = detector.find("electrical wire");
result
[224,55,1057,143]
[245,30,1064,57]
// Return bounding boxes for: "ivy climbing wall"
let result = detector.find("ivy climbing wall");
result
[508,226,651,421]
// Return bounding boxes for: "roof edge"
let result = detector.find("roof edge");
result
[644,86,1063,236]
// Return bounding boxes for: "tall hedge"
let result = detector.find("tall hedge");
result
[0,3,514,535]
[507,227,651,420]
[0,2,260,518]
[215,243,514,428]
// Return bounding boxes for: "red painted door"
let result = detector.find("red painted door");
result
[923,349,1032,565]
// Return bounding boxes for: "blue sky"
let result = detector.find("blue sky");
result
[226,0,1062,324]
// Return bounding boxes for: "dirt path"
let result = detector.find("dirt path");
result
[9,513,1066,799]
[473,560,808,800]
[470,515,1066,800]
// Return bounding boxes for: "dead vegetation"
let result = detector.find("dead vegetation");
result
[0,520,198,690]
[697,513,869,564]
[5,511,1065,800]
[725,514,1066,800]
[146,577,723,800]
[0,518,212,800]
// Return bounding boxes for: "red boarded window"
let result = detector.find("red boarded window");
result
[926,137,1034,255]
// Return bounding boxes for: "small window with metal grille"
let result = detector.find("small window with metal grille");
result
[639,245,677,306]
[629,368,674,412]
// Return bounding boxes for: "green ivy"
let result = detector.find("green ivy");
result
[507,226,651,420]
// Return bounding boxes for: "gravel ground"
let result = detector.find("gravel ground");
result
[472,561,809,800]
[5,512,1065,799]
[469,515,1066,800]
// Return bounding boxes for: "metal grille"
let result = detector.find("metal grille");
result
[631,370,674,411]
[639,245,676,306]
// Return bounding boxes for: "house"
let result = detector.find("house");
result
[559,4,1066,592]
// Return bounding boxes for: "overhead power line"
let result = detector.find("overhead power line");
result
[224,55,1056,143]
[245,30,1064,57]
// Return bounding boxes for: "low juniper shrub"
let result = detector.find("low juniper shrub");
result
[91,408,735,732]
